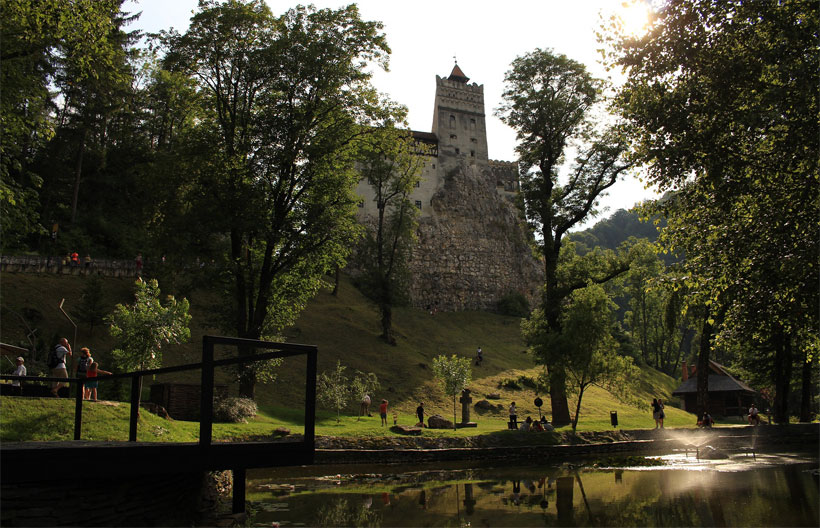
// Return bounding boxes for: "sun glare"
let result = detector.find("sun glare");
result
[618,1,651,36]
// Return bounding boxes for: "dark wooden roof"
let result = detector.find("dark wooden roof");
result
[672,360,755,395]
[411,130,438,144]
[448,64,469,83]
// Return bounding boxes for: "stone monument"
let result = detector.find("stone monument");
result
[457,388,477,428]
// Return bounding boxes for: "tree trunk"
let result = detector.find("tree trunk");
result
[800,348,813,422]
[331,265,340,296]
[773,330,792,424]
[70,128,87,224]
[549,368,571,426]
[237,342,255,400]
[380,302,395,345]
[696,311,712,417]
[571,388,584,431]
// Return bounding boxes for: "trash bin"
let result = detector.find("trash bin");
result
[610,411,618,428]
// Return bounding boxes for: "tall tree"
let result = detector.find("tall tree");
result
[432,354,473,430]
[0,0,129,249]
[162,1,397,398]
[496,49,634,425]
[354,126,422,344]
[605,0,819,422]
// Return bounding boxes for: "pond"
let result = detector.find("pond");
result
[246,451,818,527]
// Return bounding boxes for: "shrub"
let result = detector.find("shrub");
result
[214,397,258,423]
[496,291,530,317]
[498,378,522,390]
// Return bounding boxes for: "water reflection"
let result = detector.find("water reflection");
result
[248,453,818,527]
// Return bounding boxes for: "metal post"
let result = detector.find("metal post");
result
[200,336,215,448]
[232,468,246,514]
[129,376,140,442]
[74,380,84,440]
[304,348,317,453]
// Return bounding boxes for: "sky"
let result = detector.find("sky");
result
[125,0,658,223]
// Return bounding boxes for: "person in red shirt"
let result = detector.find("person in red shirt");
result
[379,399,388,426]
[70,251,79,267]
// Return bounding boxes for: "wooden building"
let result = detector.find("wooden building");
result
[672,360,756,417]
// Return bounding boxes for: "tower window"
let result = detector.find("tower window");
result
[432,163,436,169]
[470,150,475,157]
[415,200,422,209]
[455,148,460,154]
[470,137,477,143]
[449,115,456,129]
[450,134,457,139]
[414,181,420,188]
[470,119,476,131]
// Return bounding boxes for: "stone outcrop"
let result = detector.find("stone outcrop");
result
[410,162,542,312]
[427,414,454,429]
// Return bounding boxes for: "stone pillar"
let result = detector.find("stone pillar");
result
[458,389,477,427]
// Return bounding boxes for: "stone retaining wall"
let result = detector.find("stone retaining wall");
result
[1,471,218,527]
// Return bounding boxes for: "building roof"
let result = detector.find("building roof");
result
[411,130,438,144]
[448,64,470,83]
[672,360,756,395]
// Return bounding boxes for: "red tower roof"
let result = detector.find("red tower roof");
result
[448,63,469,83]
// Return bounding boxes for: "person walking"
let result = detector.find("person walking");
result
[75,347,93,399]
[11,357,26,395]
[379,399,389,426]
[476,346,483,366]
[658,399,665,428]
[651,398,662,429]
[416,402,425,426]
[49,338,72,397]
[360,393,372,417]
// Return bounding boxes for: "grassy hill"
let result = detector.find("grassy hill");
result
[0,271,692,437]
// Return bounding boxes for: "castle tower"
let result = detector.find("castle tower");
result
[431,64,489,165]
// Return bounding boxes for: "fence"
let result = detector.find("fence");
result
[0,335,318,446]
[1,255,138,277]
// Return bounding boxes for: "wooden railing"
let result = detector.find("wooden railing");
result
[0,335,318,446]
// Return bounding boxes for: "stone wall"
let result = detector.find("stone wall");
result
[1,471,221,527]
[409,158,542,312]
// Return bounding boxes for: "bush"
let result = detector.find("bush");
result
[213,397,258,423]
[496,291,530,317]
[498,378,522,390]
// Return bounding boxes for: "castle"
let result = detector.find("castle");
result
[355,64,542,312]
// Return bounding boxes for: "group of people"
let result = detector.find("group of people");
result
[651,398,666,429]
[360,394,392,426]
[508,402,554,432]
[46,338,111,400]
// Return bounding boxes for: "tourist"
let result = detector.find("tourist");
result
[70,251,79,267]
[49,338,72,397]
[651,398,662,429]
[379,399,388,426]
[360,393,371,417]
[416,402,425,426]
[11,357,26,395]
[748,404,760,425]
[84,254,92,271]
[699,412,714,428]
[475,346,483,366]
[519,416,532,432]
[509,401,518,428]
[532,418,544,432]
[658,399,665,428]
[75,347,93,399]
[85,362,112,402]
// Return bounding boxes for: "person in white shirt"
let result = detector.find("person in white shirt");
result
[12,357,26,395]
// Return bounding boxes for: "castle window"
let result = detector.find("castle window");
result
[470,137,477,143]
[455,148,460,154]
[432,163,436,169]
[415,200,422,209]
[449,115,456,128]
[450,134,457,139]
[470,119,476,131]
[470,150,475,157]
[414,181,420,188]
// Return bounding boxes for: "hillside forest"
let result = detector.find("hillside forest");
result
[1,0,817,425]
